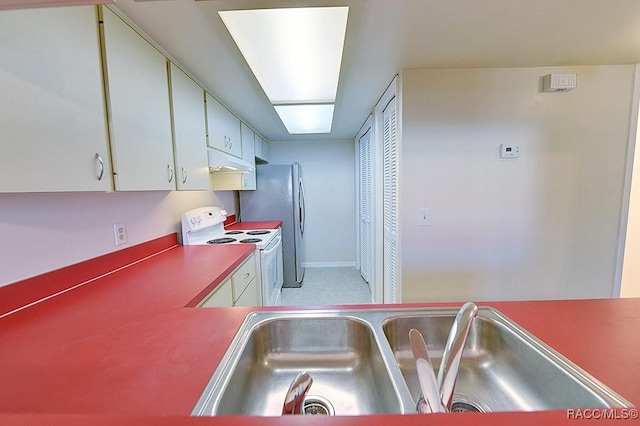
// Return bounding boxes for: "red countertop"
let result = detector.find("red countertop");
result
[226,221,282,231]
[0,235,638,425]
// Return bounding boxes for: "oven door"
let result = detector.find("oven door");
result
[261,235,284,306]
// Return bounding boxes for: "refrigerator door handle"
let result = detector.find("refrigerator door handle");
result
[298,178,306,236]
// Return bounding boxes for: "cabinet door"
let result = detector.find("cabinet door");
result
[254,134,265,162]
[205,93,242,158]
[262,139,270,162]
[169,63,209,191]
[199,278,233,308]
[234,278,258,307]
[231,254,256,302]
[240,123,256,190]
[0,6,111,193]
[209,172,255,191]
[101,7,175,191]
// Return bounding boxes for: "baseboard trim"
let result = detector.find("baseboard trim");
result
[303,262,356,268]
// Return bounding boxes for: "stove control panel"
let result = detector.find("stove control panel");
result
[181,207,227,233]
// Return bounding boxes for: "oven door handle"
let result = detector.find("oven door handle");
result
[262,236,282,257]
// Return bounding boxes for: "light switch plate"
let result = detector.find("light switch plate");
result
[418,208,431,226]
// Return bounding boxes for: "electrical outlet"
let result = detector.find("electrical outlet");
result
[113,223,127,246]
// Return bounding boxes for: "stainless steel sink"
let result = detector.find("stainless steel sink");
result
[193,313,405,416]
[382,308,632,412]
[192,308,632,416]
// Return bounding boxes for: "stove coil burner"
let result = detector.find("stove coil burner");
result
[225,231,244,235]
[240,238,262,244]
[246,230,270,235]
[207,238,237,244]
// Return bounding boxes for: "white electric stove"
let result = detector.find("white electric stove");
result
[181,207,284,306]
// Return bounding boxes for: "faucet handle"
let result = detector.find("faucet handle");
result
[409,329,445,413]
[282,371,313,415]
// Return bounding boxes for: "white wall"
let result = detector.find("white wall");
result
[0,190,236,287]
[269,140,356,266]
[621,111,640,298]
[401,65,635,302]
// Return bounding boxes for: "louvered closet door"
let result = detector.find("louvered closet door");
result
[383,96,399,303]
[359,128,373,283]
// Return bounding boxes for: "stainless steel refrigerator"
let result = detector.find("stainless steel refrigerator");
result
[239,163,305,287]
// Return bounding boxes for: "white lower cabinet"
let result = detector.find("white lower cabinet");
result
[0,6,111,193]
[198,253,258,308]
[199,278,233,308]
[231,253,257,306]
[234,278,259,307]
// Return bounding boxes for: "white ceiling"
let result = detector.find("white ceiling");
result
[114,0,640,142]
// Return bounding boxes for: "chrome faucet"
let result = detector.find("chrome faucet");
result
[410,302,479,413]
[282,371,313,415]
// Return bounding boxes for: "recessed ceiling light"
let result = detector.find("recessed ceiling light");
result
[274,104,335,134]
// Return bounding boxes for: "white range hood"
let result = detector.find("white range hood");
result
[207,149,254,173]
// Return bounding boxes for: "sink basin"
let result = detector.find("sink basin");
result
[193,313,404,416]
[193,308,632,417]
[383,308,632,412]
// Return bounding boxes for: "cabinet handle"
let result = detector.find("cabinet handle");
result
[229,139,233,149]
[95,153,105,181]
[181,167,188,184]
[167,164,174,183]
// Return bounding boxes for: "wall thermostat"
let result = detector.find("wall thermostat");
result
[500,144,521,159]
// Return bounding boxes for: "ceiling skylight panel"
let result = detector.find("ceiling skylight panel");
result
[274,104,335,134]
[219,7,349,104]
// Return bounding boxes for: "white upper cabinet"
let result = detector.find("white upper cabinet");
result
[168,63,209,191]
[254,134,270,164]
[0,1,112,9]
[254,134,264,160]
[240,123,257,190]
[205,93,242,158]
[262,139,270,162]
[0,6,111,193]
[209,122,256,191]
[101,7,175,191]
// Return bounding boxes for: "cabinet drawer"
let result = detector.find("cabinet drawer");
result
[232,253,256,301]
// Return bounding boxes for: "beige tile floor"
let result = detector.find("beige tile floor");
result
[279,267,372,306]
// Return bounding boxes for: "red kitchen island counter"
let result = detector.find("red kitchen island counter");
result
[1,300,639,425]
[0,236,638,425]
